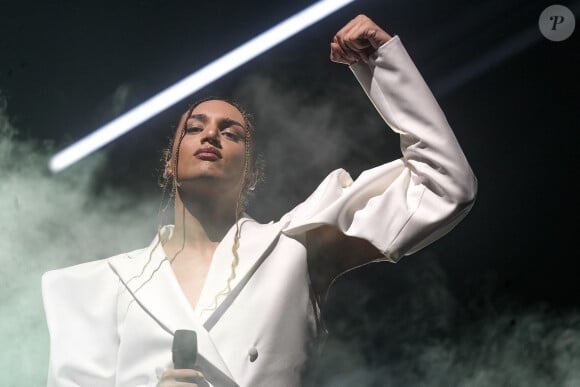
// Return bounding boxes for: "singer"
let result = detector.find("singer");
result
[42,15,477,387]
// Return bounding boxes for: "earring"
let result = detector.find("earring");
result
[163,161,173,180]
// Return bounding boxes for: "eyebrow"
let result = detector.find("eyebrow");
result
[187,113,245,130]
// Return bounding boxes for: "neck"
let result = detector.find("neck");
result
[170,189,240,250]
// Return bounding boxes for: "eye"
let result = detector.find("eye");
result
[185,126,202,134]
[222,130,243,142]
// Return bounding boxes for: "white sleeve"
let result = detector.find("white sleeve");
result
[42,260,120,386]
[282,36,477,262]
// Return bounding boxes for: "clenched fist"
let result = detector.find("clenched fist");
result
[330,14,392,64]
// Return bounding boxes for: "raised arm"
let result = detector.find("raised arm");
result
[282,15,477,294]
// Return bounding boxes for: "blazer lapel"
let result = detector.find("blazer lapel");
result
[196,216,289,329]
[107,227,235,381]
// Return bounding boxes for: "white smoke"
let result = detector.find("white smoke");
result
[234,74,391,221]
[305,257,580,386]
[0,94,159,386]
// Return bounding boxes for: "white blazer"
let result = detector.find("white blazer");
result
[42,36,477,387]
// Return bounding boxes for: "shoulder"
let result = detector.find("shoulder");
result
[41,246,146,306]
[41,259,117,313]
[42,259,110,288]
[42,247,145,290]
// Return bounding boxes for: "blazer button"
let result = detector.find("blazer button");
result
[248,347,258,362]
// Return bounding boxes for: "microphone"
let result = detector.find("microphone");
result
[172,329,197,369]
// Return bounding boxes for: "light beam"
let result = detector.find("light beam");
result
[49,0,357,172]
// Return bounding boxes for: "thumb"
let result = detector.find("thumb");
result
[363,28,391,49]
[365,29,381,49]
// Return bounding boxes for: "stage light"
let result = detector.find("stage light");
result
[49,0,356,172]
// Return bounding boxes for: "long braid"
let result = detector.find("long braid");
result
[172,112,189,191]
[226,124,253,289]
[121,106,191,290]
[157,106,191,271]
[203,119,253,313]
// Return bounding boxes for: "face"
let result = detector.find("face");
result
[168,100,248,194]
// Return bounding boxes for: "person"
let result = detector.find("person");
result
[42,15,477,387]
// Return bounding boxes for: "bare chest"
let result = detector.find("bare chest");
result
[170,249,215,310]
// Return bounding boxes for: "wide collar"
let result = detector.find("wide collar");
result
[107,216,287,382]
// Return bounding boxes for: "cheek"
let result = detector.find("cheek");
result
[175,137,198,164]
[227,145,247,172]
[172,137,195,173]
[177,135,195,153]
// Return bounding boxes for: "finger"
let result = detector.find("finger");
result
[175,369,205,385]
[157,380,199,387]
[345,41,374,63]
[335,18,377,62]
[336,14,373,43]
[345,36,372,51]
[343,36,371,60]
[333,16,361,55]
[340,16,391,52]
[330,40,352,62]
[342,27,371,52]
[330,42,356,65]
[160,369,205,381]
[333,33,360,62]
[343,31,377,64]
[361,27,391,49]
[345,25,383,51]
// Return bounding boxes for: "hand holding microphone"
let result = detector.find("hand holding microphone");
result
[157,330,208,387]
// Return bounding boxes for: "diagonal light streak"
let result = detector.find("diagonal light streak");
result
[49,0,356,172]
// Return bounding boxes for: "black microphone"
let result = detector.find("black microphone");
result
[172,329,197,369]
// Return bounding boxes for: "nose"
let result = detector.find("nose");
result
[201,124,221,147]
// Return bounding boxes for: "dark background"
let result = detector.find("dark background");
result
[1,0,579,384]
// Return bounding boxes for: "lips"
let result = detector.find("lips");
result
[194,146,222,160]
